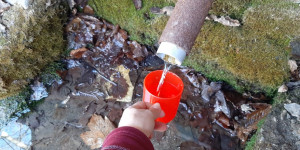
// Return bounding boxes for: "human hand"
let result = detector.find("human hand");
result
[118,101,167,137]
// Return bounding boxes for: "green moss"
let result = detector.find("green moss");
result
[89,0,174,45]
[183,54,276,96]
[40,62,65,86]
[184,20,291,95]
[0,87,31,128]
[90,0,300,95]
[272,93,287,105]
[245,119,266,150]
[185,1,300,95]
[210,0,252,20]
[0,1,67,98]
[243,1,300,47]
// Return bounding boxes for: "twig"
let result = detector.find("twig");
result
[83,60,117,86]
[1,138,16,150]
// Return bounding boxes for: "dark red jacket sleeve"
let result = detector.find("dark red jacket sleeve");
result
[101,126,154,150]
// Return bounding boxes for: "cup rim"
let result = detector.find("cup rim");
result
[144,70,184,100]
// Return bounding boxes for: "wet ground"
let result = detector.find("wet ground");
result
[15,11,272,150]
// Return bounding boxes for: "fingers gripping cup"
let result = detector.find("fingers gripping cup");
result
[143,70,184,123]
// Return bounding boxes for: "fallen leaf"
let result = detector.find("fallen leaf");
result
[278,84,288,93]
[70,47,88,59]
[83,5,94,15]
[288,60,298,72]
[80,114,115,149]
[234,103,272,143]
[106,65,134,102]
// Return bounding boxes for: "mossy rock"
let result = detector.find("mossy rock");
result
[89,0,174,45]
[0,0,68,99]
[90,0,300,96]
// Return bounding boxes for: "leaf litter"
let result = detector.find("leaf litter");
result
[26,6,273,149]
[80,114,115,149]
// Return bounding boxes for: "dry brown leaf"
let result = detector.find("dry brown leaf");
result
[105,65,134,102]
[70,48,88,59]
[80,114,115,149]
[234,103,272,143]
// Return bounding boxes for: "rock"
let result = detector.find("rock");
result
[278,84,288,92]
[0,78,7,94]
[5,0,33,9]
[0,0,67,99]
[241,104,254,114]
[132,0,142,10]
[0,1,10,13]
[255,86,300,150]
[289,0,300,3]
[284,103,300,120]
[150,7,161,14]
[291,39,300,58]
[67,0,75,9]
[288,60,298,72]
[255,104,300,150]
[214,91,231,118]
[206,14,240,27]
[161,6,174,16]
[150,6,174,16]
[30,81,48,101]
[0,23,6,33]
[286,81,300,88]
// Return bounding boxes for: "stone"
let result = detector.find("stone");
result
[132,0,142,10]
[278,84,288,93]
[151,6,174,16]
[284,103,300,119]
[0,0,67,99]
[291,39,300,58]
[289,0,300,3]
[0,1,10,13]
[5,0,33,9]
[241,104,254,113]
[288,60,298,72]
[161,6,174,16]
[30,81,48,101]
[206,15,240,27]
[254,104,300,150]
[67,0,75,9]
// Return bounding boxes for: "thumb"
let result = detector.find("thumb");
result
[149,103,164,119]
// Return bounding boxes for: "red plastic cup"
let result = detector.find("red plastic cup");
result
[143,70,184,123]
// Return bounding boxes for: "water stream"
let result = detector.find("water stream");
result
[156,63,172,97]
